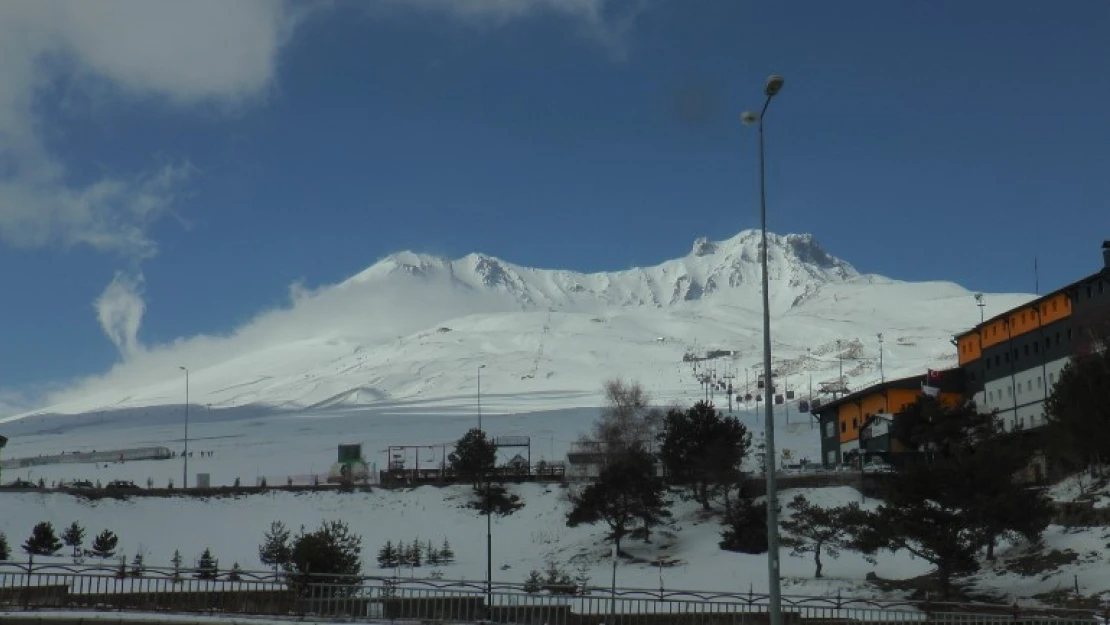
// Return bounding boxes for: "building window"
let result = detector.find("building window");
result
[841,422,847,433]
[1033,342,1039,354]
[1017,383,1022,396]
[1049,373,1055,384]
[1045,337,1051,349]
[1037,376,1042,388]
[1053,300,1058,312]
[1027,380,1033,392]
[1068,328,1073,341]
[1024,345,1030,356]
[825,421,835,439]
[1007,387,1012,397]
[826,450,837,465]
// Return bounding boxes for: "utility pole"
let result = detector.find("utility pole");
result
[485,473,493,612]
[741,73,786,625]
[877,333,885,384]
[975,293,986,325]
[178,366,189,489]
[478,364,486,433]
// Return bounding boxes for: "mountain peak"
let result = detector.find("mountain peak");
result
[344,230,860,309]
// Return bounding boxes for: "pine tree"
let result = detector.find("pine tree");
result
[780,495,871,578]
[407,540,423,567]
[0,532,9,561]
[22,522,63,558]
[425,540,440,566]
[523,570,543,593]
[90,530,119,559]
[130,553,145,578]
[566,448,670,553]
[395,540,409,567]
[658,401,751,509]
[171,549,183,582]
[376,541,398,569]
[228,562,243,581]
[440,538,455,564]
[448,428,497,484]
[258,521,292,572]
[195,548,218,580]
[61,522,85,560]
[286,520,363,597]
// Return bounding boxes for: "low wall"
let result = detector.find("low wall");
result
[1,447,171,470]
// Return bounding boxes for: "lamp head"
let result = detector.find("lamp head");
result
[764,74,784,97]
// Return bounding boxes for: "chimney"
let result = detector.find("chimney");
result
[1103,240,1110,269]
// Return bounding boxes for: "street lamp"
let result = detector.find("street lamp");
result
[179,366,189,489]
[741,72,785,625]
[477,364,487,433]
[878,333,885,384]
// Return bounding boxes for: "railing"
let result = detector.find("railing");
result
[1,563,1104,625]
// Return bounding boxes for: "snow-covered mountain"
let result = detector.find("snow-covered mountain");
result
[346,231,857,310]
[1,230,1034,427]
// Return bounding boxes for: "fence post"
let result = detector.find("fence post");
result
[21,555,32,611]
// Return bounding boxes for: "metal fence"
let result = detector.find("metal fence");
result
[0,563,1104,625]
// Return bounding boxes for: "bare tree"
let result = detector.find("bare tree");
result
[585,379,661,459]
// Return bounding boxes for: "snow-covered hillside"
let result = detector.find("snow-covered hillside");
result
[2,230,1033,425]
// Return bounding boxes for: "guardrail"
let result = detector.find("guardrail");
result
[0,563,1103,625]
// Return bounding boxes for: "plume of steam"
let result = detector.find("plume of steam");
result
[95,272,146,359]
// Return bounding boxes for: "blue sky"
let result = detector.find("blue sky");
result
[1,0,1108,410]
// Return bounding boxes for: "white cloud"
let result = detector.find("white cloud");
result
[0,0,306,257]
[95,271,147,360]
[369,0,651,58]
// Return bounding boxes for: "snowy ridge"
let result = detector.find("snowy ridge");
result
[346,231,858,309]
[1,230,1035,423]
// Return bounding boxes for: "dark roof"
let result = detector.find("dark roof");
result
[956,267,1110,340]
[811,369,962,416]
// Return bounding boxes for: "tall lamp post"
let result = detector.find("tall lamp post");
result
[478,364,487,433]
[878,333,885,384]
[179,366,190,489]
[741,73,785,625]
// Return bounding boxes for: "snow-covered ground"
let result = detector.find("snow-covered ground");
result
[2,401,1109,607]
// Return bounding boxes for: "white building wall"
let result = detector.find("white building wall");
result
[980,356,1071,431]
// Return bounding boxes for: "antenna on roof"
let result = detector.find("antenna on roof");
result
[974,293,986,325]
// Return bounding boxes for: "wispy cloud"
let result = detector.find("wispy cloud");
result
[94,271,147,360]
[0,1,307,258]
[369,0,653,59]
